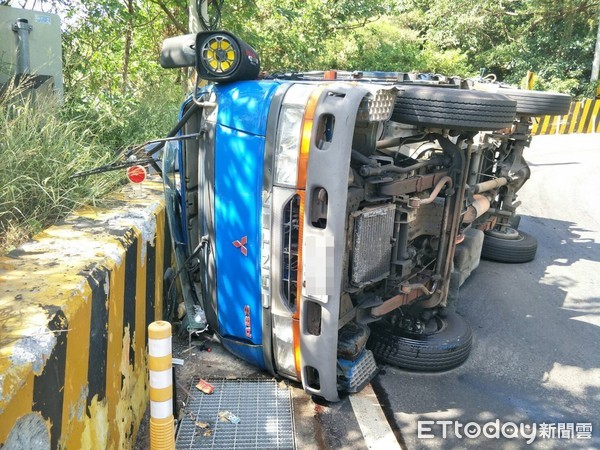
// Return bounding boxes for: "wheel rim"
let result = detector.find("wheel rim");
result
[395,315,447,340]
[486,226,521,240]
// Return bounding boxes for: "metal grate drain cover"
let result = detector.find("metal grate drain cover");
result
[176,378,295,449]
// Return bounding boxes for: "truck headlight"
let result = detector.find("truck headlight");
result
[272,314,298,379]
[274,107,304,186]
[274,84,319,187]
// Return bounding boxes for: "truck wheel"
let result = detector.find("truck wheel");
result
[392,86,517,131]
[368,312,472,371]
[497,88,571,116]
[481,229,537,263]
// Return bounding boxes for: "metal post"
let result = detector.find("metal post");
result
[12,18,33,75]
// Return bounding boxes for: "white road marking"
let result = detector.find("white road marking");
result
[349,384,402,449]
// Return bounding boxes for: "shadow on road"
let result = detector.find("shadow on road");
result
[377,214,600,449]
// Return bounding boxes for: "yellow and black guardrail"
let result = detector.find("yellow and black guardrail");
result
[532,98,600,135]
[0,181,171,449]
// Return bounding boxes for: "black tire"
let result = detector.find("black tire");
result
[392,85,517,131]
[368,312,473,371]
[481,230,537,263]
[498,88,571,116]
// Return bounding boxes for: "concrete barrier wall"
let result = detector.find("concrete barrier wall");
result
[0,182,171,449]
[532,99,600,135]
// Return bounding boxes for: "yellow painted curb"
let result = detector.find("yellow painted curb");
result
[0,180,171,449]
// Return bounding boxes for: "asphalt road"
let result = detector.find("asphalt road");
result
[375,133,600,449]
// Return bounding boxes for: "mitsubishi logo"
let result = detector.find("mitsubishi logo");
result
[232,236,248,256]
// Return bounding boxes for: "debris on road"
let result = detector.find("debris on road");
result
[182,341,212,354]
[218,411,241,424]
[195,379,215,394]
[195,421,210,429]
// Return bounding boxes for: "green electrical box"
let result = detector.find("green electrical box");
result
[0,6,63,97]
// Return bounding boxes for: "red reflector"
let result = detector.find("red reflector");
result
[127,165,147,183]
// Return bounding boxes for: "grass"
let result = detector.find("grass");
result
[0,82,182,254]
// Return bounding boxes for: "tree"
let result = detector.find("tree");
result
[10,0,598,96]
[402,0,600,95]
[220,0,399,71]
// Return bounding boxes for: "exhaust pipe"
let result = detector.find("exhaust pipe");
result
[463,194,491,223]
[470,177,508,194]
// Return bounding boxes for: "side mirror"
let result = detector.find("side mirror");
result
[160,31,261,83]
[160,34,196,69]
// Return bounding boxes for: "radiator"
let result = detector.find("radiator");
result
[350,203,396,287]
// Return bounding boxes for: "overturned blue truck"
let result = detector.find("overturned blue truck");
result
[159,31,571,401]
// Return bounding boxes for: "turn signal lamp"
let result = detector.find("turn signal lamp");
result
[359,86,398,122]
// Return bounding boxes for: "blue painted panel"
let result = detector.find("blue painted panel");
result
[220,336,266,370]
[215,81,280,136]
[214,123,266,347]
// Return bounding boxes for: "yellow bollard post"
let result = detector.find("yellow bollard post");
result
[148,321,175,450]
[526,71,536,90]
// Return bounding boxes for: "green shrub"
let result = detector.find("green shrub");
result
[0,82,182,254]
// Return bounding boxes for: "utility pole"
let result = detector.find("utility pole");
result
[591,17,600,83]
[189,0,209,33]
[188,1,210,89]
